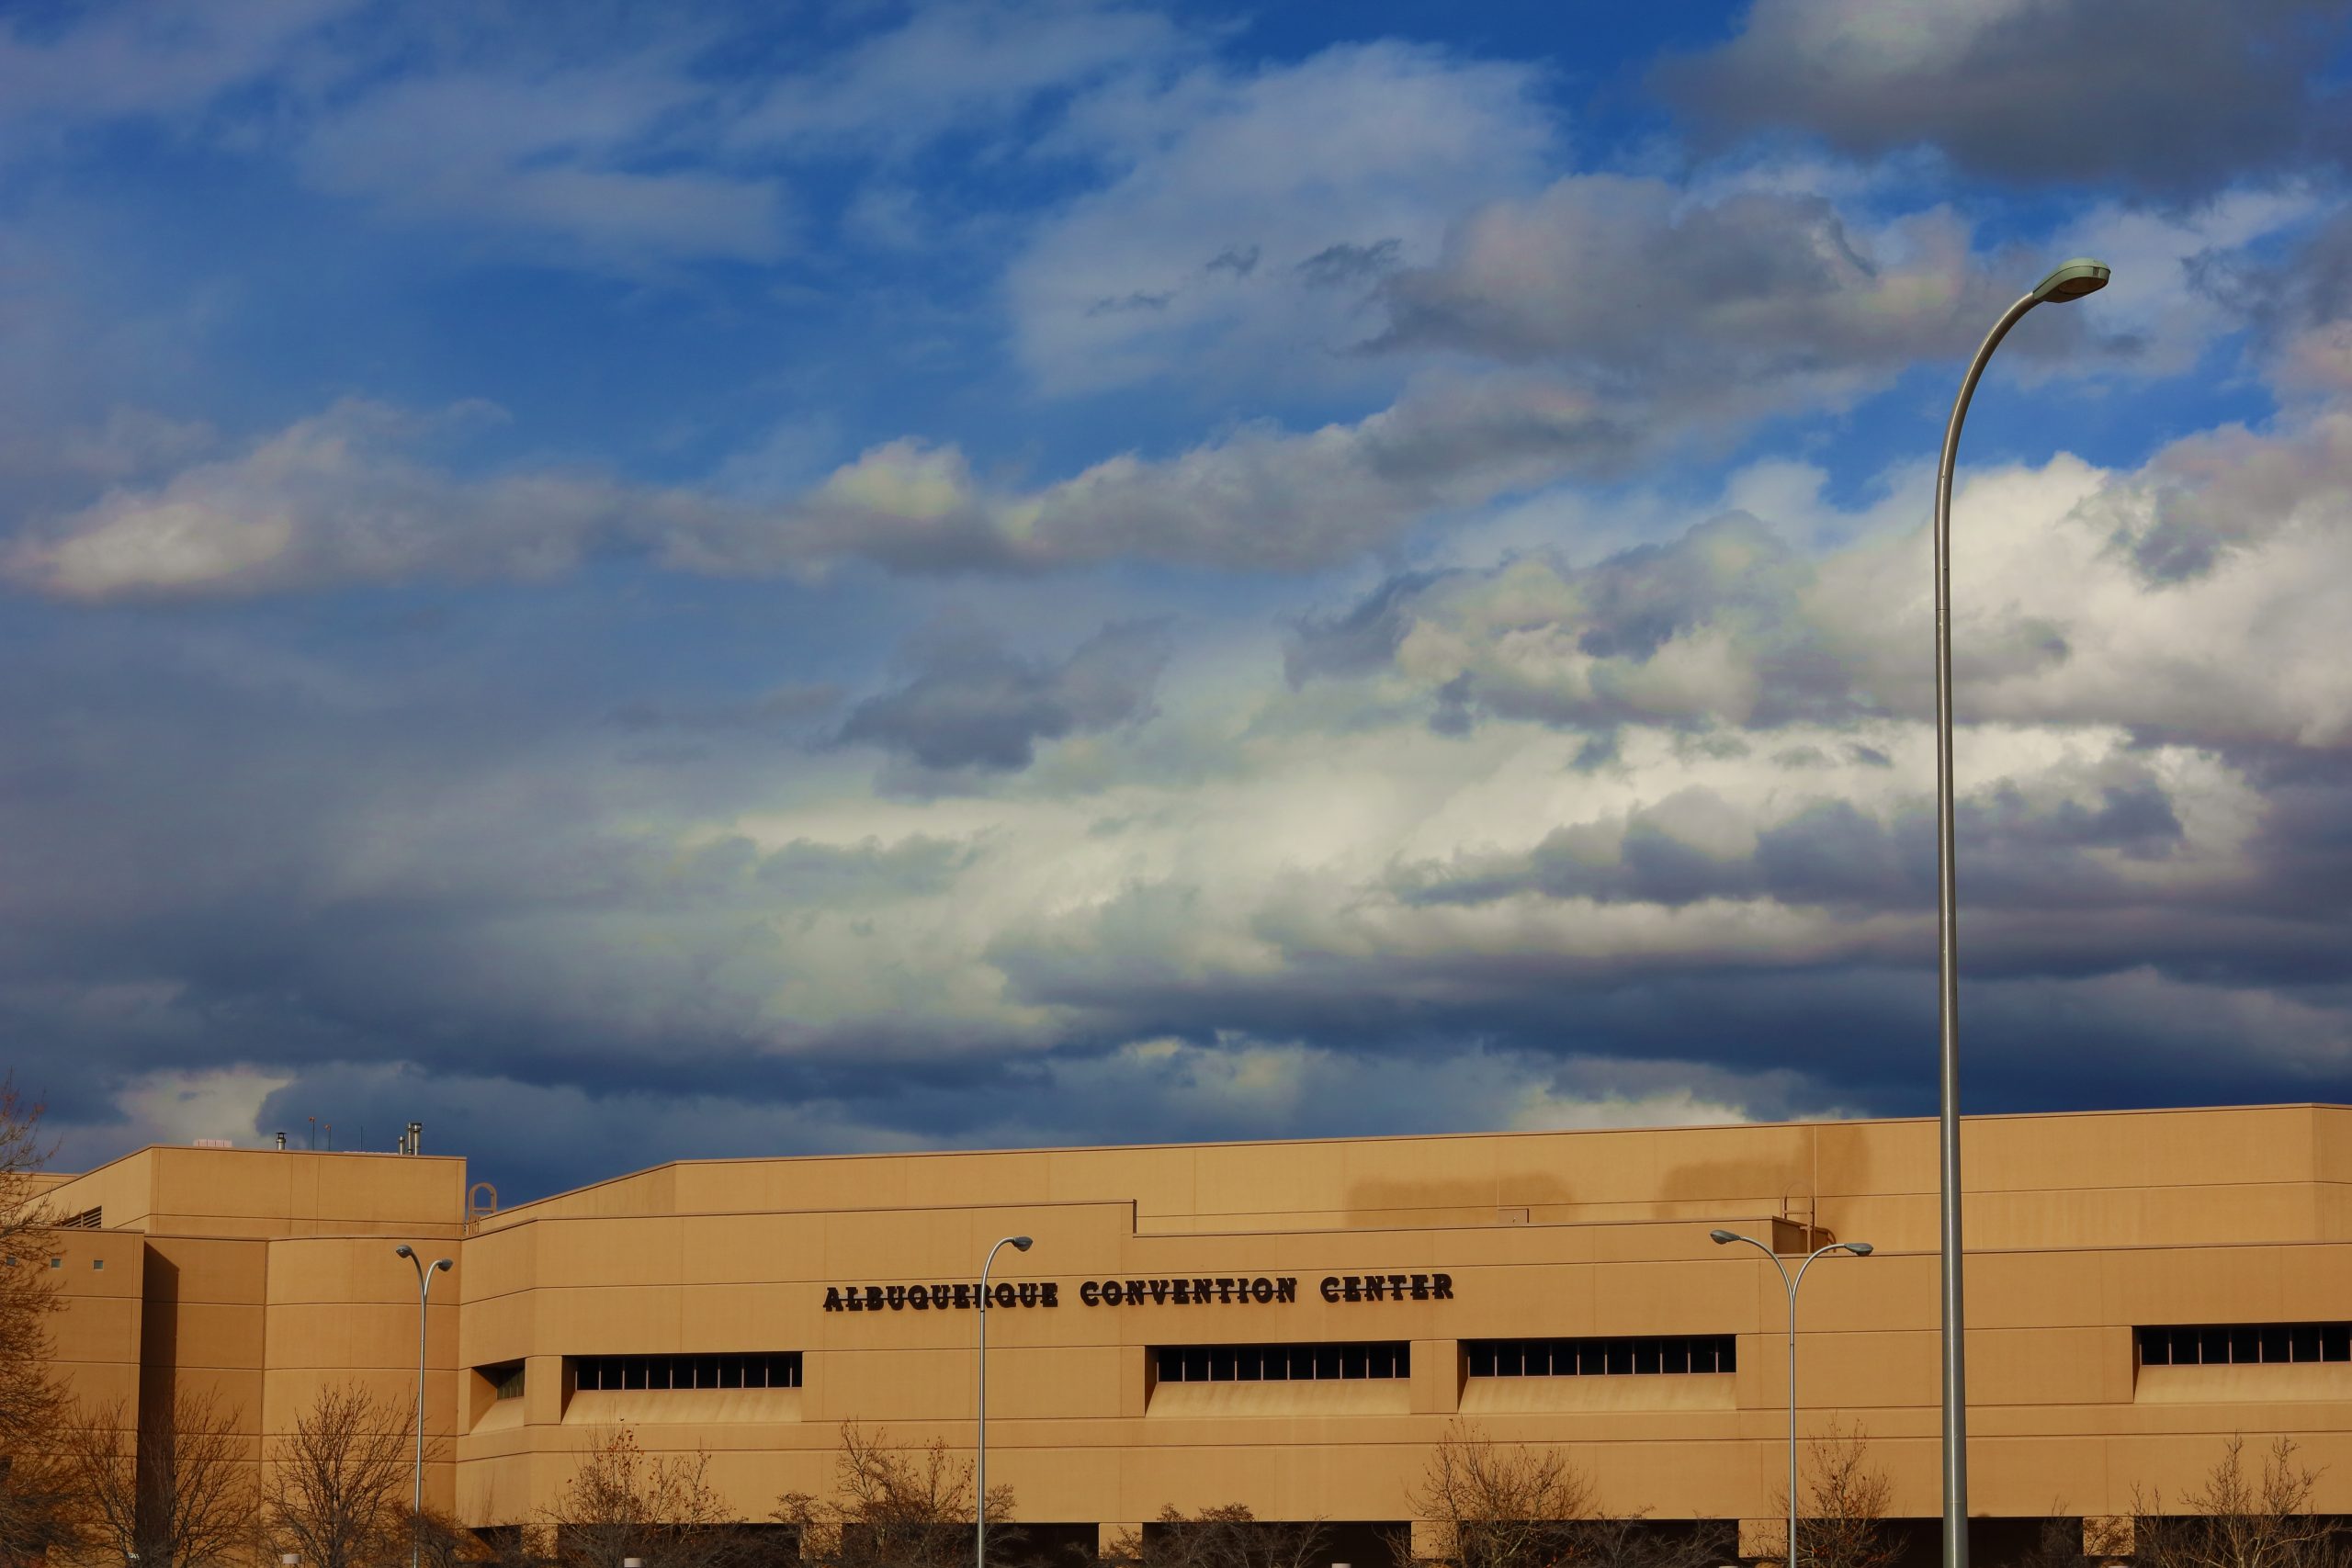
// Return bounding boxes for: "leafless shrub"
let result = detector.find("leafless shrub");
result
[1404,1421,1727,1568]
[2133,1436,2352,1568]
[1778,1423,1897,1568]
[1101,1503,1328,1568]
[548,1426,738,1568]
[775,1421,1014,1568]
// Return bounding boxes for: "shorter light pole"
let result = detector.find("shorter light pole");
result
[977,1235,1034,1568]
[394,1244,454,1568]
[1711,1229,1873,1568]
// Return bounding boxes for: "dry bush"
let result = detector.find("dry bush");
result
[548,1427,738,1568]
[1101,1503,1328,1568]
[1777,1423,1897,1568]
[2133,1436,2351,1568]
[62,1387,254,1568]
[1405,1421,1726,1568]
[775,1421,1014,1568]
[1408,1420,1597,1568]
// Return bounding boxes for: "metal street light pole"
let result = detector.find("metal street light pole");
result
[394,1245,454,1568]
[1711,1230,1873,1568]
[1931,257,2110,1568]
[977,1234,1034,1568]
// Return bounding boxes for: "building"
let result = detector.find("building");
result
[35,1103,2352,1562]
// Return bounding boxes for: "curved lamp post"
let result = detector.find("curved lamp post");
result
[1711,1230,1873,1568]
[1932,256,2109,1568]
[394,1245,454,1568]
[977,1235,1034,1568]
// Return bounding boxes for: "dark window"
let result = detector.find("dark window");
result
[2137,1324,2351,1367]
[1464,1335,1738,1377]
[1152,1342,1409,1383]
[571,1351,803,1392]
[481,1361,525,1400]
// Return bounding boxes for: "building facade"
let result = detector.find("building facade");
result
[36,1104,2352,1560]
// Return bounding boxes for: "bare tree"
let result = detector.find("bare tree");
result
[1408,1419,1591,1568]
[775,1422,1014,1568]
[262,1383,414,1568]
[2133,1437,2351,1568]
[0,1076,75,1564]
[1101,1503,1327,1568]
[1790,1424,1897,1568]
[62,1388,254,1568]
[548,1427,738,1568]
[1406,1422,1728,1568]
[1408,1421,1596,1568]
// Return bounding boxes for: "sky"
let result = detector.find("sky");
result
[4,0,2350,1202]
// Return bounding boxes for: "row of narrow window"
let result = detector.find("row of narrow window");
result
[1154,1342,1408,1382]
[503,1322,2346,1397]
[1467,1335,1736,1377]
[572,1352,804,1391]
[2137,1323,2351,1367]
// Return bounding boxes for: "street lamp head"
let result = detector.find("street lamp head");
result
[1844,1242,1874,1257]
[1708,1229,1738,1245]
[394,1244,413,1259]
[2031,257,2110,303]
[434,1257,453,1272]
[1011,1235,1034,1251]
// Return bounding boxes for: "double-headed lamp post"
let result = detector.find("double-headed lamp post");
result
[1711,1230,1872,1568]
[977,1234,1034,1568]
[1931,256,2110,1568]
[394,1244,454,1568]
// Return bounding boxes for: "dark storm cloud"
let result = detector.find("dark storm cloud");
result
[980,908,2349,1130]
[1657,0,2352,198]
[1393,774,2184,914]
[840,619,1172,773]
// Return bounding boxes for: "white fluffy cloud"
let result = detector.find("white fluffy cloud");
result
[3,378,1634,597]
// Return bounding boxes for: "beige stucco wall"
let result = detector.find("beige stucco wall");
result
[35,1105,2352,1540]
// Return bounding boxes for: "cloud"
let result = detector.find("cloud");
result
[12,393,2352,1196]
[1368,173,2178,411]
[1295,405,2352,750]
[841,620,1172,774]
[296,61,787,267]
[730,0,1190,156]
[5,379,1639,597]
[1658,0,2351,197]
[1008,39,1554,393]
[0,0,354,133]
[4,400,659,598]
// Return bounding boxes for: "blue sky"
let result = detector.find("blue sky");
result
[5,0,2350,1200]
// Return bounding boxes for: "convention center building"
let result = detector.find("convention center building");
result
[35,1103,2352,1562]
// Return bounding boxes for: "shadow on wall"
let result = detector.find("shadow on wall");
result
[137,1244,179,1500]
